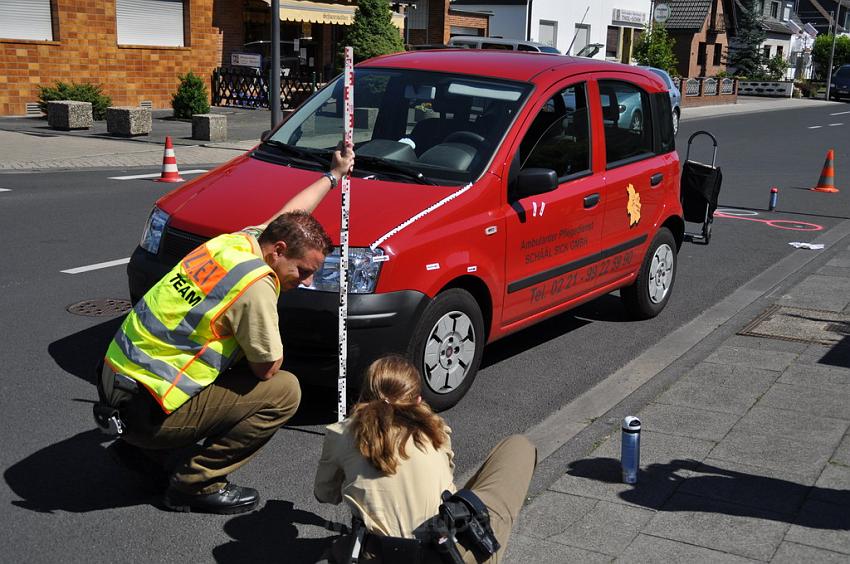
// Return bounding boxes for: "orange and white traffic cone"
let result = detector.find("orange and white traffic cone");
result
[811,149,839,193]
[155,136,184,183]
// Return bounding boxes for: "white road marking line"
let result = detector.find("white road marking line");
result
[830,111,850,116]
[109,169,207,180]
[0,188,11,192]
[829,123,844,127]
[809,125,823,129]
[62,257,130,274]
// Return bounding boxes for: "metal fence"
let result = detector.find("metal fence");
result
[212,66,320,110]
[720,78,735,94]
[703,78,718,96]
[685,78,701,96]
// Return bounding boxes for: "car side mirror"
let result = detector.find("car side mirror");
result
[260,129,271,142]
[512,168,558,199]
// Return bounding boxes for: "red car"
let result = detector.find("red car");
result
[129,50,683,410]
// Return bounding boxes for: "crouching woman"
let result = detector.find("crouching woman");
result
[314,355,537,563]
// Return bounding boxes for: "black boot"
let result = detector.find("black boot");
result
[163,483,259,514]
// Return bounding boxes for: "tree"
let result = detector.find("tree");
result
[727,0,767,78]
[812,35,850,80]
[632,24,678,75]
[344,0,404,64]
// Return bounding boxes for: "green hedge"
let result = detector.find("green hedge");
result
[37,81,112,120]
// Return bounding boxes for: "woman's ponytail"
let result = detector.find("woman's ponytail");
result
[350,355,448,475]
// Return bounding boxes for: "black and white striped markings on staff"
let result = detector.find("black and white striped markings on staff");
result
[338,45,354,422]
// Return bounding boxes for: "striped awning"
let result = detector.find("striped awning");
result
[262,0,404,28]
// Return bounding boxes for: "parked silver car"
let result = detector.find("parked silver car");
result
[640,66,682,135]
[447,35,561,54]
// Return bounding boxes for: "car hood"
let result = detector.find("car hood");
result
[158,153,466,248]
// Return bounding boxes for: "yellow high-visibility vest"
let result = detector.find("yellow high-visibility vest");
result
[105,233,279,413]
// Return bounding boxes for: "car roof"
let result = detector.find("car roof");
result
[450,35,547,47]
[361,50,660,86]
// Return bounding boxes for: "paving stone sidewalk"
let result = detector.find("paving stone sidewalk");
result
[506,241,850,563]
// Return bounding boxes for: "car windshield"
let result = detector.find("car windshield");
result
[835,67,850,79]
[538,46,561,54]
[267,68,532,185]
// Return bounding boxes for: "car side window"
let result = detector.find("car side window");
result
[517,44,538,51]
[519,83,591,179]
[598,80,654,167]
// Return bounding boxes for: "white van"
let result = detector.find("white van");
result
[447,35,561,54]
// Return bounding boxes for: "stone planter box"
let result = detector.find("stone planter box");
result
[47,101,93,130]
[106,106,152,137]
[192,113,227,142]
[737,81,794,97]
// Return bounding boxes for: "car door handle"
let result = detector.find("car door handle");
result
[584,193,600,208]
[650,173,664,187]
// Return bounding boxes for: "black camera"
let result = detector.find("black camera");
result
[439,489,500,558]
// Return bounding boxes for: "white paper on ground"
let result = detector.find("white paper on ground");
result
[789,242,825,250]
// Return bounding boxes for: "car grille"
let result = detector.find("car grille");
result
[161,226,209,262]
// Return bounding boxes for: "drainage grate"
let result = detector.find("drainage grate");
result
[25,102,42,116]
[738,305,850,346]
[67,298,132,317]
[140,100,152,110]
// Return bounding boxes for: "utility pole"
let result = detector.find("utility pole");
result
[270,0,282,129]
[826,10,837,101]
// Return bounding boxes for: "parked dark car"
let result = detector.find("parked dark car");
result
[830,65,850,101]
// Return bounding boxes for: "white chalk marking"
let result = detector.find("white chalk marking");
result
[540,201,546,216]
[0,188,11,192]
[808,125,823,129]
[715,208,758,217]
[485,226,497,235]
[370,183,473,250]
[371,254,390,263]
[109,170,207,180]
[830,111,850,116]
[62,257,130,274]
[532,201,538,217]
[828,123,843,127]
[426,263,440,271]
[467,265,477,273]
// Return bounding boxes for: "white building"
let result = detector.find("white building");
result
[451,0,653,62]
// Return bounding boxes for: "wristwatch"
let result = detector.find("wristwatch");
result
[323,171,339,189]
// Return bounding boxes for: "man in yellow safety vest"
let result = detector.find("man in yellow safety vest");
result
[98,143,354,514]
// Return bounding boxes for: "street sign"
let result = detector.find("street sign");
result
[654,3,671,24]
[230,53,261,68]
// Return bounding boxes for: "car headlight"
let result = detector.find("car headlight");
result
[304,247,385,293]
[140,207,170,254]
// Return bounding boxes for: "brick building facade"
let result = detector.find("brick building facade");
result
[0,0,245,116]
[666,0,733,78]
[406,0,489,45]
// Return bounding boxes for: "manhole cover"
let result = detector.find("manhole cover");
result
[738,305,850,345]
[67,298,132,317]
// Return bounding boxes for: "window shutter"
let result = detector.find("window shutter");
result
[116,0,184,47]
[0,0,53,41]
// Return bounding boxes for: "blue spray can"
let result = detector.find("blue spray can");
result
[769,187,778,211]
[621,416,641,484]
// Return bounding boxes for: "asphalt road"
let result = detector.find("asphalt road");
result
[1,101,849,562]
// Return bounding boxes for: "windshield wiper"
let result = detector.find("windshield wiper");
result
[261,139,331,168]
[355,155,436,185]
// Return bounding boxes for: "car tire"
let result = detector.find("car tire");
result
[622,227,677,320]
[408,288,485,411]
[672,108,680,136]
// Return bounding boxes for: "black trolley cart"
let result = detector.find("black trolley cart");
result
[681,131,722,244]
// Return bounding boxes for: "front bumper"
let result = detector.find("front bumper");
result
[128,246,431,386]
